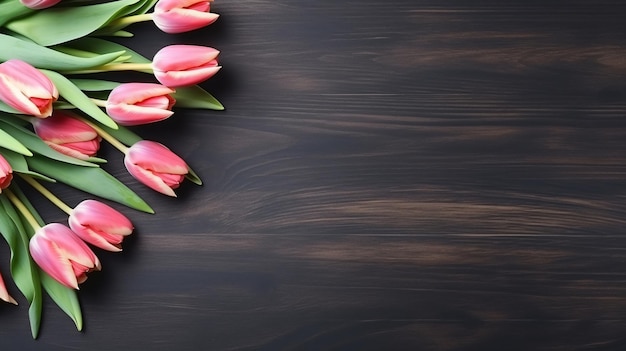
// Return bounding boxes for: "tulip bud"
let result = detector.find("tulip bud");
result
[29,223,101,290]
[124,140,188,197]
[153,45,221,87]
[69,200,133,252]
[0,272,17,305]
[0,59,58,118]
[0,154,13,192]
[105,83,175,126]
[19,0,61,9]
[32,111,101,160]
[153,0,219,34]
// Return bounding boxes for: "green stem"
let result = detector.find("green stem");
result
[107,13,153,27]
[18,175,73,215]
[76,115,129,154]
[4,188,41,231]
[64,62,153,75]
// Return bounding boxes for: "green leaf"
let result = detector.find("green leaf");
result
[0,99,23,114]
[0,127,32,156]
[67,37,151,64]
[5,0,141,46]
[185,167,203,186]
[173,86,225,111]
[0,118,98,167]
[100,123,143,146]
[40,273,83,331]
[40,70,118,129]
[0,1,33,27]
[0,148,55,182]
[7,186,84,331]
[26,155,154,214]
[0,34,124,71]
[70,78,120,92]
[0,195,43,339]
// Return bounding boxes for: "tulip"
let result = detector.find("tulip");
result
[68,200,133,252]
[0,272,17,305]
[153,0,219,34]
[32,111,101,160]
[153,45,221,87]
[0,154,12,192]
[20,0,61,9]
[29,223,101,289]
[105,83,175,126]
[124,140,188,197]
[0,59,58,118]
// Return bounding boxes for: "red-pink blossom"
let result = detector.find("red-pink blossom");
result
[69,200,133,252]
[32,111,101,160]
[29,223,101,289]
[153,45,221,87]
[0,59,58,118]
[153,0,219,34]
[124,140,188,197]
[105,83,175,126]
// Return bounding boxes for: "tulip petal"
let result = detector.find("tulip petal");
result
[155,65,221,87]
[125,158,178,196]
[30,235,80,289]
[0,272,17,305]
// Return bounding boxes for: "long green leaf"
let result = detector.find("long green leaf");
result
[68,37,151,64]
[5,0,141,46]
[0,195,43,339]
[0,128,32,156]
[8,186,83,331]
[173,86,225,111]
[70,78,120,91]
[40,70,118,129]
[40,273,83,331]
[26,155,154,213]
[0,148,55,182]
[0,34,124,71]
[0,1,33,27]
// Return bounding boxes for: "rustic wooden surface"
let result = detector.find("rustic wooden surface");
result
[3,0,626,350]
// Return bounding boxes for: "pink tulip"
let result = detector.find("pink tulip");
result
[0,154,12,192]
[105,83,175,126]
[124,140,188,197]
[153,0,219,34]
[0,272,17,305]
[20,0,61,9]
[153,45,221,87]
[68,200,133,252]
[32,111,101,160]
[29,223,101,290]
[0,59,58,118]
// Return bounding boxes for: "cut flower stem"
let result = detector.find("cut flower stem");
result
[4,188,41,231]
[76,114,130,154]
[19,175,73,215]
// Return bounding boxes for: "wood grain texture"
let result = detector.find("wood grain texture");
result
[3,0,626,350]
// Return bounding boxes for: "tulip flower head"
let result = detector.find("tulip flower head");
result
[32,111,101,160]
[124,140,188,197]
[0,59,58,118]
[106,83,175,126]
[0,154,12,192]
[69,200,134,252]
[153,45,221,87]
[153,0,219,34]
[20,0,61,9]
[29,223,101,289]
[0,272,17,305]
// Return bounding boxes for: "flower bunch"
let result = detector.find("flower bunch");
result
[0,0,222,338]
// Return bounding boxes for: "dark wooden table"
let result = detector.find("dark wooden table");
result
[3,0,626,350]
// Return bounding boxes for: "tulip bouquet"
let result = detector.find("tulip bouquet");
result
[0,0,222,338]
